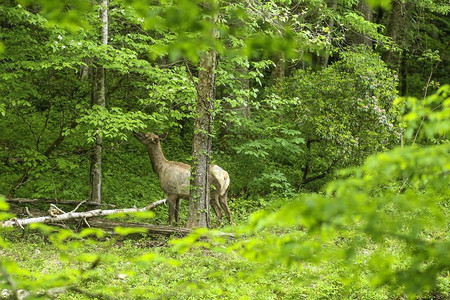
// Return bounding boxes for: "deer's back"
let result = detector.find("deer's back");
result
[160,161,190,199]
[159,161,229,199]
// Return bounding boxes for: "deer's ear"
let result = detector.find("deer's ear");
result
[159,132,168,139]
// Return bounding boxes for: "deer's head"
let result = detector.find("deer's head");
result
[133,132,168,146]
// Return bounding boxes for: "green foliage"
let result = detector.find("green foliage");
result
[229,122,305,196]
[398,85,450,142]
[222,48,400,197]
[1,232,361,299]
[218,87,449,297]
[75,106,150,142]
[275,49,399,164]
[1,0,416,201]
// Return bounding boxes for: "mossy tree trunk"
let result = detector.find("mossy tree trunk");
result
[89,0,108,204]
[187,1,218,228]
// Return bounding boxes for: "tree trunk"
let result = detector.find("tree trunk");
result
[382,0,412,66]
[89,0,108,204]
[187,50,216,228]
[270,54,285,85]
[347,0,374,47]
[322,0,338,68]
[399,48,407,96]
[187,2,218,229]
[356,0,373,47]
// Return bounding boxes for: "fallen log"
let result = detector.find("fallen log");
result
[6,197,116,208]
[87,219,235,237]
[87,218,192,236]
[3,199,235,238]
[2,199,166,228]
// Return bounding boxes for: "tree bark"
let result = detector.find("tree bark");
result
[322,0,338,68]
[382,0,412,66]
[356,0,373,47]
[399,48,407,96]
[187,50,216,228]
[347,0,374,47]
[187,1,218,229]
[89,0,108,204]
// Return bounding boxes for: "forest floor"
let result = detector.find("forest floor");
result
[2,230,382,300]
[1,199,449,299]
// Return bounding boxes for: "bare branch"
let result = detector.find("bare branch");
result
[49,204,66,215]
[24,207,33,217]
[70,200,87,213]
[184,57,198,91]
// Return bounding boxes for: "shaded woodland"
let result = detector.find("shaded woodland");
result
[0,0,449,299]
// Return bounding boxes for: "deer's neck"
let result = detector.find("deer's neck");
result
[147,143,168,175]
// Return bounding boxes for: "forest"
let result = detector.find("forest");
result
[0,0,449,299]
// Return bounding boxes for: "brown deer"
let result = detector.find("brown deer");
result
[133,131,232,226]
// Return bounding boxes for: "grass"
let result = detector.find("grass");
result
[0,227,401,300]
[1,232,307,299]
[0,194,449,300]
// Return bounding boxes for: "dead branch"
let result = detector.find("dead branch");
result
[6,197,116,208]
[70,200,86,213]
[2,199,166,228]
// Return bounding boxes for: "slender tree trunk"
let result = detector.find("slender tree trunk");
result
[399,48,407,96]
[187,1,218,229]
[270,54,285,85]
[382,0,412,66]
[230,63,251,118]
[348,0,374,47]
[356,0,373,47]
[89,0,108,204]
[322,0,338,68]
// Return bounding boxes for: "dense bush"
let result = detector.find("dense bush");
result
[225,49,400,196]
[225,85,450,297]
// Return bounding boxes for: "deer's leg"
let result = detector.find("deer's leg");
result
[167,194,178,227]
[219,190,233,225]
[210,193,223,226]
[175,197,181,225]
